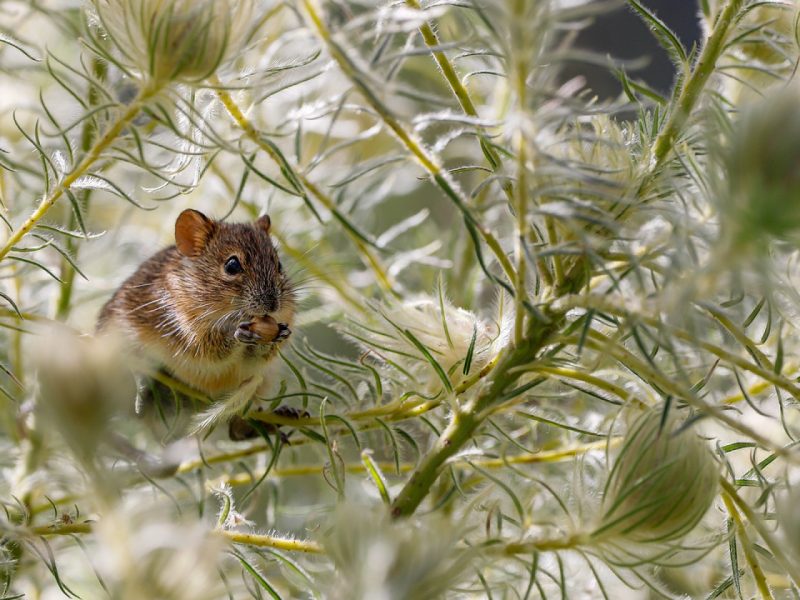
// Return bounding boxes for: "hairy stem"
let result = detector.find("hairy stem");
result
[390,312,562,518]
[555,293,800,399]
[22,521,322,554]
[651,0,745,165]
[558,0,745,290]
[206,439,617,492]
[511,0,530,345]
[220,530,322,554]
[404,0,529,216]
[55,56,107,320]
[28,522,92,536]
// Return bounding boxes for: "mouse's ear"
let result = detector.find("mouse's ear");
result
[175,209,215,257]
[256,214,272,235]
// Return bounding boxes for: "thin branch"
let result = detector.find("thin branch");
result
[0,85,159,261]
[651,0,745,165]
[220,530,323,554]
[720,478,800,588]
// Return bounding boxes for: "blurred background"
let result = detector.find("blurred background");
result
[567,1,701,97]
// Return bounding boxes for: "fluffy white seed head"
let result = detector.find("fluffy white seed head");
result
[33,325,134,465]
[324,505,474,599]
[345,295,500,393]
[91,0,255,85]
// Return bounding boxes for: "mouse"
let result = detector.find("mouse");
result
[97,208,296,431]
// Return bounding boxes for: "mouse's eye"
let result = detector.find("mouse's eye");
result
[224,256,243,275]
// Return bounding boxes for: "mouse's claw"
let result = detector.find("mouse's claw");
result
[234,321,261,345]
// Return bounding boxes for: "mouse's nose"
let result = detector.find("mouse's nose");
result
[259,292,279,314]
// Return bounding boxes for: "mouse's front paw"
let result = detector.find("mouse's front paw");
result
[234,321,262,345]
[275,323,291,343]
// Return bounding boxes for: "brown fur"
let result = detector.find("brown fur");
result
[97,210,296,396]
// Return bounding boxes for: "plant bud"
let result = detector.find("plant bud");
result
[91,0,254,85]
[591,409,718,547]
[717,86,800,248]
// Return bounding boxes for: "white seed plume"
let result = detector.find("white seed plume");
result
[91,0,255,85]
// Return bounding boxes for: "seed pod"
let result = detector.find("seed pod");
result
[91,0,254,85]
[592,409,718,546]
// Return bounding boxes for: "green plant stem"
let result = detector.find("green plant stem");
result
[703,303,773,369]
[558,0,744,291]
[404,0,538,234]
[526,365,647,407]
[21,520,322,554]
[390,312,562,518]
[204,439,616,490]
[28,522,92,536]
[404,0,552,300]
[54,190,93,321]
[11,270,24,384]
[220,530,322,554]
[0,85,157,262]
[511,0,530,344]
[570,329,798,461]
[721,490,776,600]
[651,0,744,165]
[720,478,800,588]
[404,0,483,140]
[503,531,589,555]
[301,0,518,288]
[211,77,398,297]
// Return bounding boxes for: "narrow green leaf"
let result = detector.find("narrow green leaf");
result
[463,323,478,376]
[234,551,282,600]
[403,329,453,393]
[361,449,391,504]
